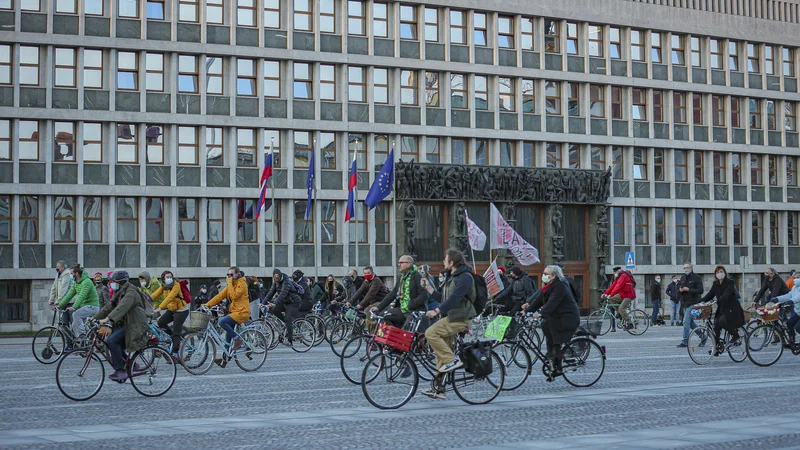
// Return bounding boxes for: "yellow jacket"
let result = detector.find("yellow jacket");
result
[207,277,250,324]
[151,282,188,312]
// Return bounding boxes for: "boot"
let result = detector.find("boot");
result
[109,369,128,382]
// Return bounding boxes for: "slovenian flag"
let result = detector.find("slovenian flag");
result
[255,151,273,219]
[344,156,357,222]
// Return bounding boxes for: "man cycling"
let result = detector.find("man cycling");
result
[263,269,302,346]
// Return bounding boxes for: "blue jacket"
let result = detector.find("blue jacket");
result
[775,284,800,314]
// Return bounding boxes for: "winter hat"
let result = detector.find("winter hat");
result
[110,270,130,282]
[212,280,221,286]
[273,268,282,276]
[343,275,353,283]
[200,284,207,289]
[510,266,524,277]
[497,266,506,274]
[612,266,622,272]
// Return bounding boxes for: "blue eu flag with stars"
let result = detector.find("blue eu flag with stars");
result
[364,149,394,210]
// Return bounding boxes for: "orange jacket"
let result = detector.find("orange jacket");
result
[207,277,250,324]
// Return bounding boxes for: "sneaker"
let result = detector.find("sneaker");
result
[64,345,73,352]
[438,358,463,373]
[677,343,688,348]
[421,388,446,400]
[282,340,293,348]
[624,324,634,331]
[214,358,227,368]
[108,369,128,382]
[610,329,616,333]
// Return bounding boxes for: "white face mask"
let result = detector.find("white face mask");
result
[110,282,119,291]
[140,281,146,287]
[684,269,691,275]
[655,278,661,283]
[716,272,726,280]
[541,274,551,284]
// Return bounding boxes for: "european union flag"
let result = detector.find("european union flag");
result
[305,146,315,220]
[364,149,394,210]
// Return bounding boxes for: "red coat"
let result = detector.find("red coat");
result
[603,271,636,300]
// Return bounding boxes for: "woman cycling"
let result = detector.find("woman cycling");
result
[203,266,250,367]
[700,265,745,353]
[150,270,189,358]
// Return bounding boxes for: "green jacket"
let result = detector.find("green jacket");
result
[93,282,149,353]
[59,272,100,309]
[139,273,163,308]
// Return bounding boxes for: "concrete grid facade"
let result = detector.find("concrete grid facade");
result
[0,0,799,328]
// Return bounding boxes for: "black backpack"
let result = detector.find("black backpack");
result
[471,273,489,313]
[460,340,494,377]
[246,276,261,303]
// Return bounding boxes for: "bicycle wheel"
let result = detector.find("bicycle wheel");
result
[725,327,748,363]
[687,327,715,365]
[56,349,105,401]
[340,335,381,384]
[412,337,437,382]
[305,315,326,347]
[361,353,418,410]
[747,324,784,367]
[262,320,281,351]
[329,321,356,356]
[561,338,605,388]
[452,350,505,405]
[128,345,177,397]
[519,328,544,366]
[626,309,650,335]
[234,329,268,372]
[252,320,276,351]
[32,326,66,364]
[291,319,316,353]
[493,341,531,391]
[587,309,613,336]
[179,332,215,375]
[323,315,340,343]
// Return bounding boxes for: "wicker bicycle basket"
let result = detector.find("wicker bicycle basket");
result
[757,307,781,322]
[189,311,212,330]
[691,304,713,320]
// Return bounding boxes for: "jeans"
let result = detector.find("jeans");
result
[651,300,661,325]
[670,301,681,323]
[71,305,100,339]
[787,311,800,340]
[682,305,698,344]
[218,315,240,345]
[157,309,189,353]
[107,327,127,371]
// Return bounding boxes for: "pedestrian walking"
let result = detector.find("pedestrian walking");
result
[665,276,682,325]
[650,276,663,326]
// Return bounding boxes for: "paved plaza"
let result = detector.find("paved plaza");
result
[2,325,800,449]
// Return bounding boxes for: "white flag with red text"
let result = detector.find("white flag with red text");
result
[483,260,504,297]
[464,209,487,251]
[490,203,540,266]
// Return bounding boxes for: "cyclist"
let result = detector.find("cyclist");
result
[348,268,365,291]
[678,263,704,348]
[700,265,745,353]
[203,266,250,366]
[321,274,343,310]
[773,271,800,345]
[138,271,164,309]
[150,270,190,358]
[494,266,535,315]
[263,269,302,346]
[332,276,356,314]
[601,266,636,331]
[751,267,790,306]
[93,272,110,309]
[57,265,100,349]
[48,260,74,337]
[352,266,390,331]
[93,270,150,382]
[372,255,429,329]
[290,270,315,313]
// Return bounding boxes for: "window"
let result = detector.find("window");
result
[694,151,704,183]
[475,75,488,110]
[768,155,778,186]
[53,197,75,242]
[710,39,723,69]
[612,207,625,245]
[295,200,313,242]
[747,43,760,73]
[145,125,164,164]
[264,128,281,168]
[713,152,726,183]
[751,154,763,185]
[20,46,39,86]
[54,48,76,88]
[714,210,727,245]
[451,73,467,109]
[788,157,798,187]
[177,199,198,242]
[498,15,514,49]
[146,0,165,19]
[425,72,439,107]
[400,5,417,40]
[374,134,388,170]
[237,199,256,243]
[83,49,103,89]
[521,17,534,50]
[591,145,605,170]
[206,57,223,95]
[258,60,279,98]
[632,88,646,121]
[770,212,779,246]
[765,45,775,75]
[119,0,139,17]
[501,141,516,166]
[610,27,621,59]
[790,212,800,246]
[347,1,365,36]
[116,197,138,242]
[293,62,312,99]
[633,147,647,180]
[692,94,704,125]
[731,97,741,128]
[786,102,797,131]
[654,149,664,181]
[83,197,102,242]
[401,135,418,161]
[635,208,648,245]
[784,48,796,77]
[178,55,198,93]
[544,19,560,53]
[695,210,705,245]
[545,81,560,115]
[349,133,366,170]
[674,150,688,182]
[425,137,440,163]
[401,70,417,105]
[294,131,312,167]
[294,0,312,31]
[375,203,389,243]
[767,100,777,130]
[264,200,281,243]
[206,127,223,165]
[145,53,163,92]
[237,128,256,167]
[752,211,763,246]
[523,141,536,167]
[373,67,388,104]
[450,10,466,44]
[611,86,623,119]
[749,99,762,129]
[452,138,467,165]
[566,22,578,55]
[588,25,603,57]
[178,126,198,165]
[319,132,336,169]
[673,92,687,124]
[19,121,38,160]
[207,199,224,242]
[424,7,438,42]
[612,146,623,179]
[567,82,579,116]
[206,0,223,23]
[237,58,256,96]
[653,90,664,122]
[654,208,666,245]
[86,0,103,15]
[17,195,38,242]
[0,44,9,85]
[731,153,742,184]
[21,0,40,10]
[236,0,255,26]
[690,36,701,67]
[320,64,336,101]
[522,78,535,113]
[546,143,561,168]
[651,32,663,63]
[348,66,366,102]
[675,209,688,244]
[263,0,280,27]
[568,144,580,169]
[180,0,199,22]
[729,41,740,71]
[733,210,743,245]
[499,77,514,112]
[712,95,725,126]
[590,85,604,118]
[0,120,7,160]
[56,0,77,13]
[373,2,388,38]
[53,122,75,162]
[473,12,487,46]
[671,34,685,65]
[83,123,102,162]
[319,0,335,33]
[116,123,137,163]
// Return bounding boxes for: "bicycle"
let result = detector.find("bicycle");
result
[178,306,268,375]
[253,304,316,352]
[329,309,370,357]
[55,319,177,401]
[587,298,649,335]
[490,314,535,391]
[685,302,748,365]
[746,303,800,366]
[32,306,83,364]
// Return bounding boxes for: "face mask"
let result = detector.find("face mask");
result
[226,277,233,285]
[201,289,207,294]
[684,269,691,275]
[541,274,551,284]
[614,273,619,278]
[259,283,263,289]
[716,272,726,280]
[56,269,62,275]
[672,279,677,283]
[69,274,75,281]
[140,281,146,287]
[164,278,174,285]
[110,282,119,291]
[655,278,661,283]
[364,274,374,281]
[439,276,444,282]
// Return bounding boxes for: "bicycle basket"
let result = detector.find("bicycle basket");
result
[757,307,780,322]
[586,319,603,336]
[459,341,493,377]
[374,323,414,352]
[691,304,712,320]
[468,316,492,341]
[189,311,211,330]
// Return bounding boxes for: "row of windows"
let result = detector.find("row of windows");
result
[612,207,800,247]
[0,196,391,244]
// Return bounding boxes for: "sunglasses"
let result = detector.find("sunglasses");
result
[226,273,235,277]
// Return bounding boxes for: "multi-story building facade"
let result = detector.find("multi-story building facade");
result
[0,0,798,330]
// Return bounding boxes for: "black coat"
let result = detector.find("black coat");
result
[352,275,365,292]
[754,274,790,302]
[650,282,663,301]
[377,271,428,313]
[701,278,745,331]
[496,275,535,306]
[320,281,344,306]
[680,272,703,307]
[665,281,681,303]
[526,279,580,345]
[263,274,301,305]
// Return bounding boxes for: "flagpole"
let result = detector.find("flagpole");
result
[313,137,318,285]
[270,137,275,270]
[391,141,397,286]
[354,139,359,270]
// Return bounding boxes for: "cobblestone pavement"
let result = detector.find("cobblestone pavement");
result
[2,325,800,449]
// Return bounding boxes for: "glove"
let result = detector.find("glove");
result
[97,325,112,337]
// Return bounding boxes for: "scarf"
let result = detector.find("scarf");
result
[399,265,417,313]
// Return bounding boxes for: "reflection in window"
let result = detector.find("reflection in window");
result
[178,199,198,242]
[414,204,443,262]
[145,125,164,164]
[116,123,137,163]
[294,62,312,99]
[237,59,256,96]
[294,131,312,167]
[206,57,223,94]
[20,196,38,242]
[295,200,313,243]
[116,197,138,242]
[237,128,256,167]
[53,122,75,162]
[84,197,102,242]
[237,199,256,242]
[206,127,223,165]
[207,199,224,242]
[321,201,336,243]
[145,198,164,242]
[320,132,336,169]
[54,196,75,242]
